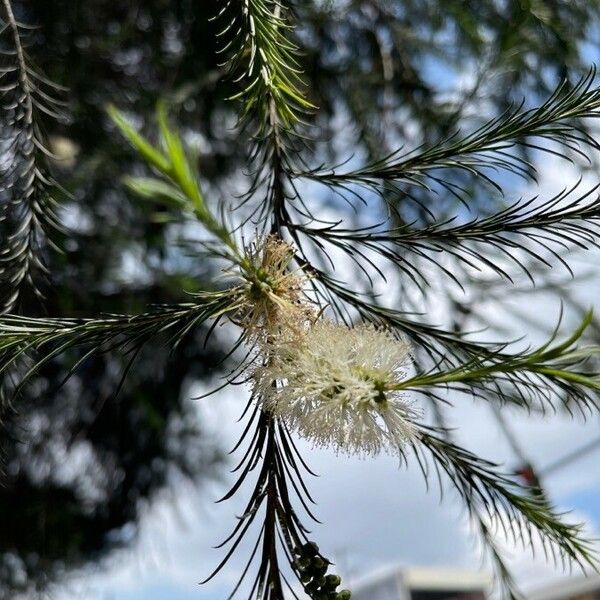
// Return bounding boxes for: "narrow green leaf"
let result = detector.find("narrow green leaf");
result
[107,104,171,173]
[156,102,206,215]
[123,176,188,209]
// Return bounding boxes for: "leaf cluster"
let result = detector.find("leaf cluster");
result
[0,0,65,313]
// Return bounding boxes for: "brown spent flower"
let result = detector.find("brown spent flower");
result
[233,235,315,342]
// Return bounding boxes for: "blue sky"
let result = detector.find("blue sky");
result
[565,488,600,526]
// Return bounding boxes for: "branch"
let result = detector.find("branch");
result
[290,182,600,289]
[0,0,66,312]
[0,300,228,400]
[216,0,314,139]
[295,70,600,194]
[203,402,350,599]
[398,312,600,414]
[416,427,597,584]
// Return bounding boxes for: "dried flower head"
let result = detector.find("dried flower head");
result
[254,320,419,456]
[233,235,314,341]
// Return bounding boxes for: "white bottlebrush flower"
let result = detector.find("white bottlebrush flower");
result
[254,321,420,456]
[232,235,315,342]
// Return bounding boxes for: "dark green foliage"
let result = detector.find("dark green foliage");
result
[0,1,233,596]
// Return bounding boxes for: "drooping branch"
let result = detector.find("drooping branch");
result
[0,0,65,313]
[415,427,596,579]
[204,400,349,599]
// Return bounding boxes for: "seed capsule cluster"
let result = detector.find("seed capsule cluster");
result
[293,543,352,600]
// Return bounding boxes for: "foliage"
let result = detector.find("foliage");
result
[0,2,229,595]
[0,0,64,312]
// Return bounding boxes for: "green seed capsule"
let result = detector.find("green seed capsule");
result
[301,542,319,557]
[314,565,328,578]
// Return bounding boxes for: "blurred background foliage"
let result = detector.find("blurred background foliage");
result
[1,0,599,596]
